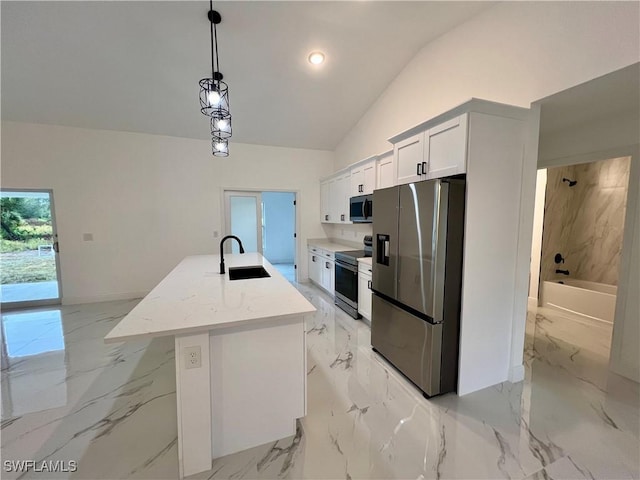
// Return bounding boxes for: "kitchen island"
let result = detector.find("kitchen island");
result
[105,253,315,478]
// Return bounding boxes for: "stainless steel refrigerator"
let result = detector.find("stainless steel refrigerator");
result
[371,178,465,397]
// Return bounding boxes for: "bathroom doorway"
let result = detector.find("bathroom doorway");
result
[527,63,639,385]
[529,157,631,363]
[223,190,298,282]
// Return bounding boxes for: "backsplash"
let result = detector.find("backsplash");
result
[540,156,630,286]
[322,223,373,246]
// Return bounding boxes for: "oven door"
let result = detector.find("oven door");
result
[335,259,358,307]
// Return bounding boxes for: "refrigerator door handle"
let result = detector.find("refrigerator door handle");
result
[431,182,449,323]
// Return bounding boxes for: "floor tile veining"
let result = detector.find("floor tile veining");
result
[1,286,638,479]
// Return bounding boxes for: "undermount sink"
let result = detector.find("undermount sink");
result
[228,265,271,281]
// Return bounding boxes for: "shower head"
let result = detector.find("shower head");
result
[562,178,577,187]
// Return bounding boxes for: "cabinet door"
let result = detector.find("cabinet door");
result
[350,168,364,197]
[320,180,331,223]
[395,132,425,185]
[377,151,396,189]
[425,114,468,179]
[358,272,372,320]
[308,252,321,284]
[321,259,335,293]
[363,161,376,195]
[333,174,351,223]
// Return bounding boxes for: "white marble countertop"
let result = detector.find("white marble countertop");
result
[358,257,372,267]
[105,253,316,343]
[307,240,357,253]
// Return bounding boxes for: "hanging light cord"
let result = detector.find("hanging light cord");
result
[209,0,221,82]
[209,0,218,80]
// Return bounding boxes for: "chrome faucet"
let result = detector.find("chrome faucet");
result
[219,235,245,274]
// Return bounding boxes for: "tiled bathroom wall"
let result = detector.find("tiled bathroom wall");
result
[540,156,631,286]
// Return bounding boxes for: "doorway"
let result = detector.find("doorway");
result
[223,190,297,282]
[0,189,62,308]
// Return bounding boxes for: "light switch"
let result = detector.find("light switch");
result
[83,233,94,241]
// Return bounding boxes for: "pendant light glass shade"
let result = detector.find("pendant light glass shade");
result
[212,136,229,157]
[199,78,230,118]
[211,114,232,138]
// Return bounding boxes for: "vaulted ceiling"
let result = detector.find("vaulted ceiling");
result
[1,1,494,150]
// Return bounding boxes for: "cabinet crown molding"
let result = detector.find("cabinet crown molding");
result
[387,98,530,145]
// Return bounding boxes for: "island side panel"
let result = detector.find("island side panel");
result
[175,333,212,478]
[210,316,306,458]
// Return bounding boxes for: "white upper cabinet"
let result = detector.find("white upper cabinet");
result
[333,173,352,223]
[425,114,468,179]
[395,132,426,185]
[320,179,332,223]
[350,166,364,197]
[321,172,352,224]
[351,157,377,196]
[363,161,376,195]
[376,150,395,190]
[392,113,468,185]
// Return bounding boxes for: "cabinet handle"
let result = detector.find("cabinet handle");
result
[421,161,427,175]
[368,280,372,290]
[312,256,316,262]
[416,162,422,176]
[326,262,330,269]
[325,214,329,221]
[325,253,330,257]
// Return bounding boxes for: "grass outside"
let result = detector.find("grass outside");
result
[1,238,52,253]
[1,251,57,284]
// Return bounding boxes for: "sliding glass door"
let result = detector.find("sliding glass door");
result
[0,189,62,308]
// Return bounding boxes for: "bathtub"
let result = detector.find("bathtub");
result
[541,279,617,324]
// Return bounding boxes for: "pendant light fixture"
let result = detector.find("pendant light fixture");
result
[199,0,232,156]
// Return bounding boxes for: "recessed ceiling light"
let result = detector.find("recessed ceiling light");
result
[308,52,325,65]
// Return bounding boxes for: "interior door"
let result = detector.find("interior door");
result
[223,191,263,254]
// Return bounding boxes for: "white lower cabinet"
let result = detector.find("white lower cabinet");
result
[308,250,322,285]
[321,258,335,293]
[309,247,335,295]
[357,262,372,320]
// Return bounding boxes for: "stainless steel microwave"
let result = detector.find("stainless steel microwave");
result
[350,194,373,223]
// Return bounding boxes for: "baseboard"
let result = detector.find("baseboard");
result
[508,364,525,383]
[62,291,149,306]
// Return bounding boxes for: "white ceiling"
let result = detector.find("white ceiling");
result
[1,1,494,151]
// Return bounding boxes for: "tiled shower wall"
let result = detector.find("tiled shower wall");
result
[540,156,631,286]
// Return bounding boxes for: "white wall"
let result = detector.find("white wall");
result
[610,151,639,382]
[529,169,547,306]
[331,1,638,392]
[0,122,333,304]
[334,2,639,169]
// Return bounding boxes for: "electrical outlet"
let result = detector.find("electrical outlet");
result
[184,346,201,369]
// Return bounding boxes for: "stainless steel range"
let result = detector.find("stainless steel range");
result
[334,237,372,319]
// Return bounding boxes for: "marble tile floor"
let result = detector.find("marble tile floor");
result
[272,264,296,283]
[1,286,638,479]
